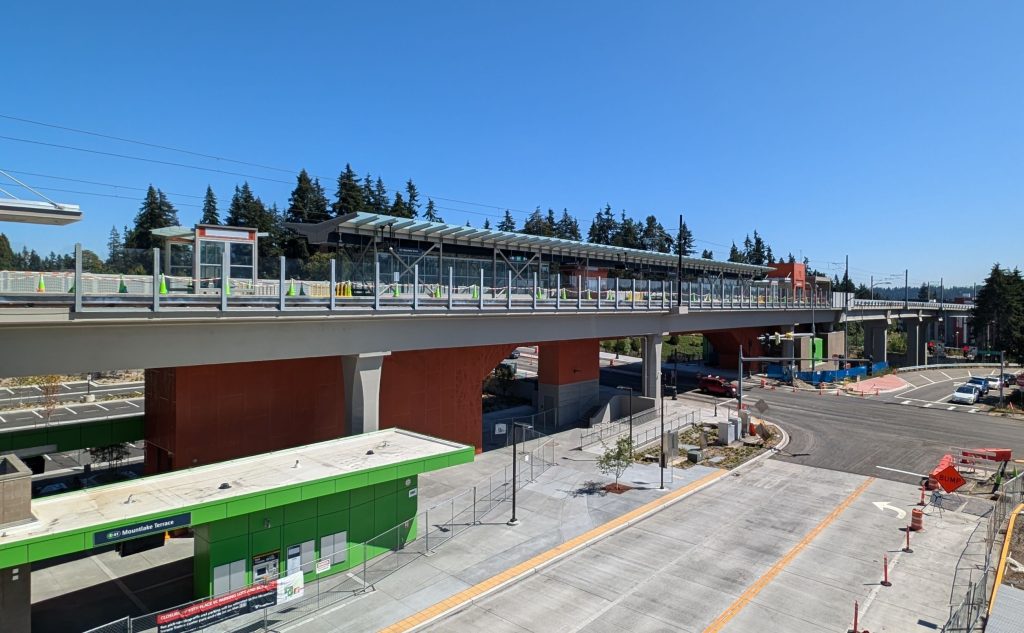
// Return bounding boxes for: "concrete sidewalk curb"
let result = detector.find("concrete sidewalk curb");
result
[387,422,790,633]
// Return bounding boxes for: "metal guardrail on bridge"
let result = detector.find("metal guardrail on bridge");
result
[0,246,968,317]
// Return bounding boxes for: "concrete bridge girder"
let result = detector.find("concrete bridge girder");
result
[0,307,906,378]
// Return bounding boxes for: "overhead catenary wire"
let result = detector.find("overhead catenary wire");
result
[0,114,546,218]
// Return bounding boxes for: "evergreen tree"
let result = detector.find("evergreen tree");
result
[522,207,553,236]
[972,264,1024,356]
[640,215,672,252]
[332,164,364,217]
[765,245,774,264]
[424,198,443,223]
[674,221,694,256]
[748,231,768,265]
[728,242,744,263]
[389,191,411,218]
[742,234,754,263]
[555,209,581,241]
[612,213,643,249]
[483,219,492,230]
[405,179,420,218]
[497,210,516,232]
[201,186,220,225]
[105,226,123,271]
[587,205,618,245]
[373,177,390,215]
[125,185,177,251]
[0,233,13,270]
[918,283,930,301]
[701,249,714,259]
[787,252,796,264]
[361,173,375,212]
[287,169,330,223]
[854,283,872,299]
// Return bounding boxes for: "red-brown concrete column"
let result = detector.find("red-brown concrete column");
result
[378,344,514,450]
[144,357,346,473]
[537,339,601,426]
[703,328,770,369]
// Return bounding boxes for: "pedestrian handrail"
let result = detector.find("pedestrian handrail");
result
[579,407,659,449]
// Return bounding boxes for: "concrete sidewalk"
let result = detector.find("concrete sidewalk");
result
[284,441,720,632]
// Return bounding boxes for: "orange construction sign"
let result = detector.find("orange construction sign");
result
[933,465,966,493]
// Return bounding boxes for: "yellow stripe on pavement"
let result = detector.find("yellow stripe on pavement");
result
[701,476,875,633]
[380,468,728,633]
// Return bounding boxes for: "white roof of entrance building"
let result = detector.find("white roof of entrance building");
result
[0,429,469,550]
[287,212,774,276]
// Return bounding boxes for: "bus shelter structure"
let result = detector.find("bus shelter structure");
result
[0,429,472,633]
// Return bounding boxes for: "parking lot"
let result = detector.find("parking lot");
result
[887,367,1020,414]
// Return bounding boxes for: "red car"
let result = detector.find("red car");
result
[698,375,737,397]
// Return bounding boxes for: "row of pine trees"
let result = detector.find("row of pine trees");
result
[2,163,800,275]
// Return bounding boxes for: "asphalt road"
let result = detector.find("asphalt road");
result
[741,385,1024,485]
[0,397,143,430]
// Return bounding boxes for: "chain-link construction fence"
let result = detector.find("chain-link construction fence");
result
[940,471,1024,632]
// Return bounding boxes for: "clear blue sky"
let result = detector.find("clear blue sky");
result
[2,1,1021,287]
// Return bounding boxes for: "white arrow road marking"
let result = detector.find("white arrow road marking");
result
[873,501,907,520]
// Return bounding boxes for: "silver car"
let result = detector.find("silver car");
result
[950,385,980,405]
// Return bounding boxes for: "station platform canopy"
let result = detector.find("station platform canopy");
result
[0,429,472,567]
[0,198,81,226]
[288,212,774,277]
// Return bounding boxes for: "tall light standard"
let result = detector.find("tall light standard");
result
[616,385,634,456]
[507,421,533,526]
[659,388,667,490]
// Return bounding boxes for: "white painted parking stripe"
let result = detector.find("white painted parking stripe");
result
[96,403,109,411]
[919,375,935,384]
[940,371,952,380]
[901,401,911,405]
[923,403,933,408]
[947,406,956,411]
[126,400,140,408]
[63,406,74,414]
[0,415,5,423]
[31,409,42,418]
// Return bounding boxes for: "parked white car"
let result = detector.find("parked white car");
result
[950,385,980,405]
[985,375,1001,390]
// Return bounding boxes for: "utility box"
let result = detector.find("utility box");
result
[717,421,736,445]
[687,448,702,463]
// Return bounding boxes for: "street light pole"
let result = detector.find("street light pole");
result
[507,422,532,526]
[1000,350,1005,408]
[659,393,666,490]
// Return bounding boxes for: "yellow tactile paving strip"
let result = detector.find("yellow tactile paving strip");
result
[379,468,728,632]
[701,476,875,633]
